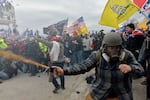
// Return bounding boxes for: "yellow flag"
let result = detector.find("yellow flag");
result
[78,26,88,35]
[137,20,148,31]
[99,0,139,28]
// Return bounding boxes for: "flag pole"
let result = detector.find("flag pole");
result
[131,2,149,20]
[139,10,149,20]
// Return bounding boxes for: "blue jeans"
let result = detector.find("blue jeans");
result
[23,64,30,73]
[0,71,9,80]
[51,62,65,88]
[71,50,83,64]
[76,50,83,64]
[83,50,91,60]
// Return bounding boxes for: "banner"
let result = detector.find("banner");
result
[138,0,150,19]
[71,16,88,35]
[99,0,139,28]
[133,0,147,8]
[48,24,59,35]
[44,18,68,36]
[54,19,68,35]
[141,0,150,11]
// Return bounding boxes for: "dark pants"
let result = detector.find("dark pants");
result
[83,50,91,60]
[147,70,150,98]
[16,61,23,72]
[30,64,38,75]
[51,62,65,88]
[71,50,83,64]
[147,59,150,98]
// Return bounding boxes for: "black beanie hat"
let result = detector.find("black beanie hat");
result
[126,23,135,30]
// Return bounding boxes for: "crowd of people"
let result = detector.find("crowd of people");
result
[0,29,104,82]
[0,21,149,100]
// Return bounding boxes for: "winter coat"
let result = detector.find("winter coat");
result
[64,49,144,100]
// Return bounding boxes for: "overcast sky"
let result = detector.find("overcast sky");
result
[9,0,110,33]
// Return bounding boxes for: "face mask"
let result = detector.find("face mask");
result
[106,49,120,57]
[103,46,122,61]
[102,48,125,63]
[109,51,120,62]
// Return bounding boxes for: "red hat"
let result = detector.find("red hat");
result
[51,36,60,41]
[73,31,78,36]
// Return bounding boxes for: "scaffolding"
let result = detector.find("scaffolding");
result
[0,0,16,27]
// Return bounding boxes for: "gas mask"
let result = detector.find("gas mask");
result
[103,47,121,62]
[108,50,120,62]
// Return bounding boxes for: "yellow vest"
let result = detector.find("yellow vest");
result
[38,42,48,53]
[0,39,8,50]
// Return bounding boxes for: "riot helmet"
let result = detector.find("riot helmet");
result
[102,32,123,60]
[102,32,123,47]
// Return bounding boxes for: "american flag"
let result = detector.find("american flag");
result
[67,16,88,35]
[139,0,150,19]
